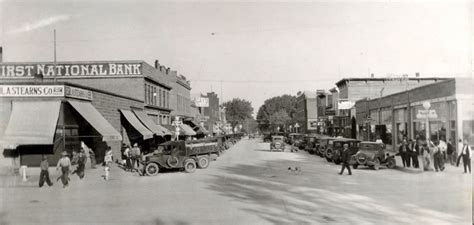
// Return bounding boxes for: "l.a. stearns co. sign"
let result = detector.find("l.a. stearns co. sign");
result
[0,62,142,77]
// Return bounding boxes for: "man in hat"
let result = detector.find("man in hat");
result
[39,155,53,187]
[130,143,141,171]
[72,148,87,179]
[339,144,352,175]
[56,151,72,188]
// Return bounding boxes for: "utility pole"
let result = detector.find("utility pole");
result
[53,29,57,83]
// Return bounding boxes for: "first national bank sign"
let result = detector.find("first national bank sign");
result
[0,62,142,77]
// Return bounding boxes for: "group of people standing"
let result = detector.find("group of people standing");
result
[39,146,113,188]
[122,143,142,172]
[398,137,471,173]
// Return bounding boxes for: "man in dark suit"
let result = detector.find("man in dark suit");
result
[459,139,471,174]
[398,139,411,167]
[410,139,419,168]
[339,144,352,175]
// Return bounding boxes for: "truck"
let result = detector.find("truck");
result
[141,140,220,176]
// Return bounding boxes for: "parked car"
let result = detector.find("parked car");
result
[317,137,335,158]
[351,142,396,170]
[325,138,360,164]
[288,133,304,146]
[304,134,320,154]
[270,135,285,152]
[142,140,219,176]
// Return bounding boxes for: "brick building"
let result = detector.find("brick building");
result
[0,60,187,171]
[333,76,447,138]
[355,78,473,150]
[201,92,222,135]
[295,91,318,133]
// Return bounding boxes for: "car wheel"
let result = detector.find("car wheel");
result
[373,158,381,170]
[356,153,368,165]
[184,159,197,173]
[145,163,160,176]
[386,157,396,169]
[326,149,333,160]
[197,156,210,169]
[352,164,358,169]
[325,157,332,162]
[334,159,341,165]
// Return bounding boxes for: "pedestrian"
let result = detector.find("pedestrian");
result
[131,143,141,171]
[89,148,96,169]
[398,139,411,167]
[72,148,87,179]
[339,144,352,175]
[459,139,471,174]
[56,151,72,188]
[123,145,132,171]
[421,143,431,171]
[409,139,419,168]
[447,139,455,166]
[438,138,448,163]
[433,140,444,172]
[456,139,464,167]
[103,147,113,180]
[39,155,53,187]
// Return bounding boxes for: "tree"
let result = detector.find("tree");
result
[256,94,297,132]
[222,98,254,130]
[268,110,291,131]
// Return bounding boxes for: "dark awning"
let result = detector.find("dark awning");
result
[68,100,122,142]
[133,110,171,136]
[119,109,153,140]
[1,101,61,148]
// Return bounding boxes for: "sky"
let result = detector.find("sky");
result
[0,0,472,113]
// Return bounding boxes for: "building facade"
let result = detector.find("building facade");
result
[0,60,186,171]
[334,76,447,138]
[201,92,221,135]
[354,78,474,150]
[295,91,318,133]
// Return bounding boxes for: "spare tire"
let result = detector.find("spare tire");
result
[356,153,368,165]
[167,156,179,168]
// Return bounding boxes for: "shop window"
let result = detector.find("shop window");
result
[167,92,170,108]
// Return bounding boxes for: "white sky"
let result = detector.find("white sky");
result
[0,0,472,112]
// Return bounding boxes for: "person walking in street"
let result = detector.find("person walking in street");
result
[433,140,445,172]
[89,148,96,169]
[421,143,431,171]
[447,139,455,166]
[409,139,419,168]
[56,151,72,188]
[39,156,53,187]
[339,144,352,175]
[459,139,471,174]
[103,147,113,180]
[131,143,141,171]
[72,148,87,179]
[456,139,464,167]
[398,139,411,167]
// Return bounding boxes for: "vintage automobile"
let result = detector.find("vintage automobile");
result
[287,133,304,146]
[142,140,219,176]
[325,138,360,164]
[317,137,335,158]
[351,142,396,170]
[270,135,285,152]
[304,134,320,154]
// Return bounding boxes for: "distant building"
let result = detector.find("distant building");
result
[201,92,221,135]
[355,78,473,150]
[295,91,318,133]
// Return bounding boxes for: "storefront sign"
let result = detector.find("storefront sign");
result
[65,86,93,100]
[0,85,92,100]
[194,97,209,107]
[416,109,438,119]
[0,85,64,97]
[0,63,142,77]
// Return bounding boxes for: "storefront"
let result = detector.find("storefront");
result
[0,60,178,171]
[354,78,474,149]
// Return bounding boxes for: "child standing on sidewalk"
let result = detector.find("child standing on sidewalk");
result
[103,147,113,180]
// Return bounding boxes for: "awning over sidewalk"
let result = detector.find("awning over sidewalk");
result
[119,109,153,140]
[179,124,197,136]
[68,100,122,142]
[133,110,172,136]
[1,101,61,147]
[184,120,209,135]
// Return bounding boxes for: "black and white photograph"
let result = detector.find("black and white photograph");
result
[0,0,472,224]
